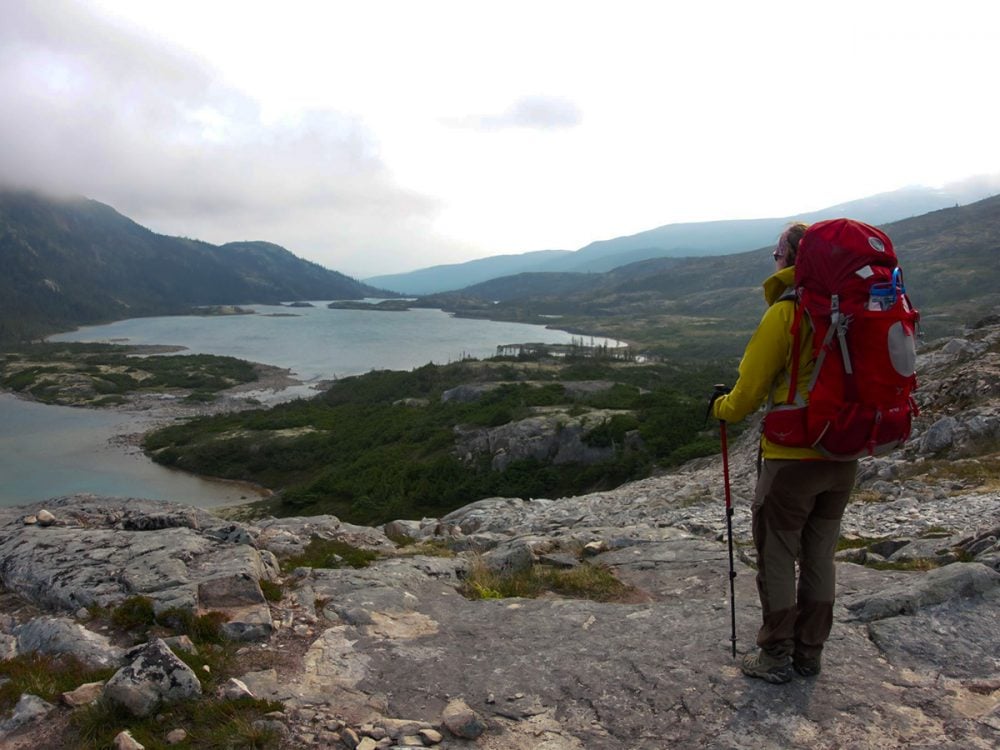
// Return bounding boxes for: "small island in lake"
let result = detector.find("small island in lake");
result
[327,300,415,312]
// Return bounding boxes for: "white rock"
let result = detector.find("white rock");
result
[61,681,105,707]
[113,730,145,750]
[217,677,255,700]
[165,728,188,744]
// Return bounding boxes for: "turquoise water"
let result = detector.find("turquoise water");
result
[2,305,605,507]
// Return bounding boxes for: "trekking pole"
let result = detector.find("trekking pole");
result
[719,419,738,658]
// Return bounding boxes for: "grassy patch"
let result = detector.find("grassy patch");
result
[851,489,889,504]
[50,597,282,748]
[394,539,457,558]
[110,595,157,631]
[864,558,941,572]
[836,536,886,552]
[185,390,219,403]
[385,530,417,546]
[386,531,456,558]
[259,579,284,602]
[108,597,229,645]
[156,608,230,646]
[72,695,284,750]
[919,526,955,538]
[278,536,378,573]
[0,654,115,713]
[897,450,1000,490]
[460,560,634,602]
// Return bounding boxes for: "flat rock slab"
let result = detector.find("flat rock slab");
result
[0,492,997,748]
[271,546,1000,749]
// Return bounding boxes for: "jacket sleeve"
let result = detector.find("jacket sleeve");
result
[712,302,792,423]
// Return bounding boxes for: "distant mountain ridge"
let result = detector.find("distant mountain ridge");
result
[363,249,572,296]
[0,190,388,343]
[367,174,1000,294]
[416,193,1000,358]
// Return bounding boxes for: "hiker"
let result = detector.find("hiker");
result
[710,222,858,684]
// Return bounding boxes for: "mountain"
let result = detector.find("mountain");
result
[419,193,1000,357]
[0,190,389,343]
[364,249,572,296]
[369,173,1000,293]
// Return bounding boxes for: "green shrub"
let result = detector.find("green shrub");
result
[92,373,138,393]
[279,536,378,573]
[259,579,283,602]
[110,595,157,631]
[583,413,640,448]
[141,357,738,524]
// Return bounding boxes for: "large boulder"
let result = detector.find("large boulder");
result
[103,639,202,718]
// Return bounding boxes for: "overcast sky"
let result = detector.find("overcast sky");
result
[2,1,998,278]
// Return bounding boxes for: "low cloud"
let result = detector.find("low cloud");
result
[0,2,442,276]
[448,95,583,131]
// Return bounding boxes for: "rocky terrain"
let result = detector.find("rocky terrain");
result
[0,318,998,749]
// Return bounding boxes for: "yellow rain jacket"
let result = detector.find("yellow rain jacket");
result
[711,266,823,460]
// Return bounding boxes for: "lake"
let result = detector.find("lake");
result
[0,392,263,507]
[1,304,608,508]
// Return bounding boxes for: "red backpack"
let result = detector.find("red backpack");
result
[763,219,920,459]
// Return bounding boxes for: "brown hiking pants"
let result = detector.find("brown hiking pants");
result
[752,459,858,659]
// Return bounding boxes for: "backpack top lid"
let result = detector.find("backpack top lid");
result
[796,218,898,297]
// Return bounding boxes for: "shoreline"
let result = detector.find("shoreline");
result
[0,362,312,511]
[3,312,632,510]
[100,363,314,508]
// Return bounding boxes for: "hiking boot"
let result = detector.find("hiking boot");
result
[741,650,794,684]
[793,652,821,677]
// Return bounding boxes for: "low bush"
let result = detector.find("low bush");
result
[278,536,378,573]
[72,694,284,750]
[259,579,283,602]
[110,595,157,631]
[460,560,634,602]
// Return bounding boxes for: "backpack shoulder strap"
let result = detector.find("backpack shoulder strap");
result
[785,296,806,405]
